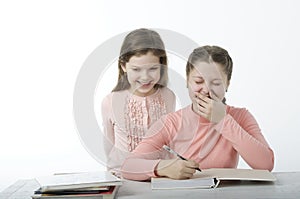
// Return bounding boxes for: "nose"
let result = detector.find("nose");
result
[140,70,149,80]
[199,83,210,96]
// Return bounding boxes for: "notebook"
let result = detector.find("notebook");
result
[151,168,276,189]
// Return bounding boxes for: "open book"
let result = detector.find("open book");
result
[151,168,276,189]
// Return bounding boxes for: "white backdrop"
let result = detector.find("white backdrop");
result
[1,0,300,192]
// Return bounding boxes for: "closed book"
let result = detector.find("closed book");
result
[35,171,122,192]
[31,185,119,199]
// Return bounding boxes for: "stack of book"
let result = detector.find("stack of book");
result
[31,171,122,199]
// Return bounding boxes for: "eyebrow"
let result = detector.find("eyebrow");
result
[128,65,140,68]
[192,76,222,82]
[191,76,204,79]
[212,79,223,82]
[127,63,160,67]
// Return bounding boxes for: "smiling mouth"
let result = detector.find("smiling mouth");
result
[138,81,152,87]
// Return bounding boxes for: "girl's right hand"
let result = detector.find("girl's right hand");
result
[193,92,226,123]
[155,159,199,180]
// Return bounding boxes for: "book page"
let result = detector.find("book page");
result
[151,168,276,190]
[194,168,276,181]
[151,176,216,190]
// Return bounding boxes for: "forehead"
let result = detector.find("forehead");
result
[127,51,160,66]
[190,61,225,80]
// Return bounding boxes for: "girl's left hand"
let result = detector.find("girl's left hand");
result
[193,92,226,123]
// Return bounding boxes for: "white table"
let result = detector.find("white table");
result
[1,172,300,199]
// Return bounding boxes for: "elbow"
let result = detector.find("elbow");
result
[267,153,275,171]
[260,158,274,172]
[251,159,274,172]
[266,149,275,171]
[252,149,275,172]
[259,159,274,172]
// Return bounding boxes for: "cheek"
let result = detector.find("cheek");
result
[190,83,201,92]
[150,70,161,81]
[187,86,195,100]
[210,86,226,98]
[126,72,138,81]
[187,82,199,97]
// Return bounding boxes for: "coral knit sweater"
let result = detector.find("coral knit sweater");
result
[121,105,274,181]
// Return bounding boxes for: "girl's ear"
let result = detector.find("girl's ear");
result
[121,64,127,73]
[226,80,230,92]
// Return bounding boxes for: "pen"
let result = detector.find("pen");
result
[162,145,202,172]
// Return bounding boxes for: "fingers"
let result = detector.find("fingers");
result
[157,159,200,180]
[177,160,199,179]
[185,160,200,170]
[194,93,212,109]
[195,92,211,103]
[182,160,199,173]
[179,171,195,179]
[194,104,209,119]
[197,104,209,115]
[194,93,211,117]
[175,163,197,179]
[195,91,226,123]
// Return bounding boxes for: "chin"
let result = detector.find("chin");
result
[138,89,153,94]
[134,88,154,96]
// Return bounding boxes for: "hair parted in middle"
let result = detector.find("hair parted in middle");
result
[112,28,168,92]
[186,45,233,83]
[186,45,233,104]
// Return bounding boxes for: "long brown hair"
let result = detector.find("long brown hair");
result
[112,28,168,92]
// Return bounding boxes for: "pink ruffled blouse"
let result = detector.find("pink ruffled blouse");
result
[101,87,176,171]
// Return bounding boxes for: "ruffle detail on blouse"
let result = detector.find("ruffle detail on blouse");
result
[124,93,167,152]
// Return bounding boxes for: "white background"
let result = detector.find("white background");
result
[1,0,300,192]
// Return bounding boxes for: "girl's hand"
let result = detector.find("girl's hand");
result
[193,92,226,123]
[155,159,199,180]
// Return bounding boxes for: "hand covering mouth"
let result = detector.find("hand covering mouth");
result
[194,92,212,99]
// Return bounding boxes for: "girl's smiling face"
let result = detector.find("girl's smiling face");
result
[187,61,229,102]
[122,51,161,97]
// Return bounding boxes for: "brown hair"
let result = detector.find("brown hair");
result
[186,45,233,83]
[186,45,233,103]
[112,28,168,92]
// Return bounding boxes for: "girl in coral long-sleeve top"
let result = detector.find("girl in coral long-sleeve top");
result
[121,45,274,181]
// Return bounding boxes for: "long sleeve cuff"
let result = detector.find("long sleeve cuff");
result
[121,159,161,181]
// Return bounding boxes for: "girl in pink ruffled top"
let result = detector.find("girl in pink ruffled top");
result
[101,28,176,174]
[121,45,274,181]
